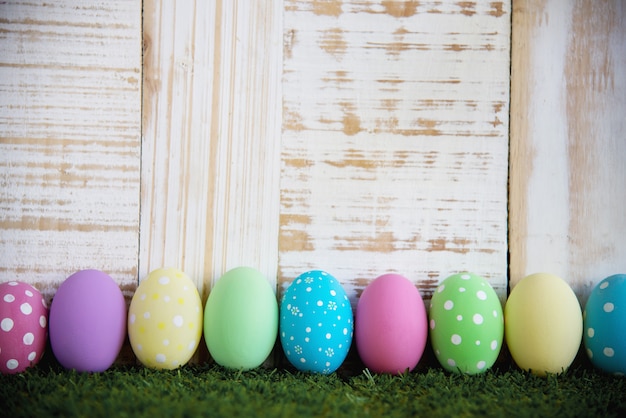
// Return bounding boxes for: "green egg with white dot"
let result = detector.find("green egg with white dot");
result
[429,272,504,374]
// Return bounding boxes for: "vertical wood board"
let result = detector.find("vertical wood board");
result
[280,0,511,304]
[0,1,142,302]
[141,0,282,299]
[510,0,626,302]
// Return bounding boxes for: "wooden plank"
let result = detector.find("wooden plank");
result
[510,0,626,302]
[279,0,511,303]
[0,1,142,302]
[141,0,282,299]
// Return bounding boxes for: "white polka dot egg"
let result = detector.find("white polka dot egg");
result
[429,272,503,374]
[584,274,626,375]
[279,270,353,374]
[0,281,48,374]
[128,268,202,369]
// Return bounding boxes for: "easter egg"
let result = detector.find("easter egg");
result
[355,273,427,374]
[49,269,126,372]
[505,272,582,376]
[429,272,503,374]
[204,267,278,370]
[280,270,353,374]
[128,268,202,369]
[0,281,48,374]
[583,274,626,375]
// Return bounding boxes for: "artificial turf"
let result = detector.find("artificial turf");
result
[2,359,626,418]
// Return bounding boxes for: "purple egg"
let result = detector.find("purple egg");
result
[49,269,126,372]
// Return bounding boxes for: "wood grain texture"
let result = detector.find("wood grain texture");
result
[0,1,142,302]
[141,0,282,299]
[280,0,511,304]
[510,0,626,302]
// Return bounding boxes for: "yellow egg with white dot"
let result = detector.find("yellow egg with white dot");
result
[128,268,203,369]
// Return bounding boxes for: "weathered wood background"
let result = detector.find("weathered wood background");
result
[510,0,626,304]
[1,0,624,312]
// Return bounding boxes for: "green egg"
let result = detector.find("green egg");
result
[204,267,278,370]
[429,272,504,374]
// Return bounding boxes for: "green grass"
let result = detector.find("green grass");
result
[2,359,626,417]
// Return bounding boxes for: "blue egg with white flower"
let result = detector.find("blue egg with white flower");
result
[279,270,353,374]
[584,274,626,376]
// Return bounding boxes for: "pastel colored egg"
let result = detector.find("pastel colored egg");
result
[280,270,353,374]
[505,273,582,376]
[0,281,48,374]
[128,268,202,369]
[49,270,126,372]
[204,267,278,370]
[429,272,503,374]
[355,273,427,374]
[584,274,626,375]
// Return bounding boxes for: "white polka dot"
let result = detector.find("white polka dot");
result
[290,336,294,341]
[137,344,143,351]
[305,337,310,342]
[444,300,454,310]
[25,290,33,297]
[587,328,595,338]
[451,334,462,345]
[476,291,487,300]
[163,339,170,346]
[129,314,136,324]
[305,327,311,333]
[317,300,323,307]
[20,303,32,315]
[28,352,37,361]
[1,318,14,332]
[326,362,331,367]
[604,347,615,357]
[475,340,481,346]
[306,287,312,292]
[188,341,196,351]
[23,333,34,345]
[296,279,302,284]
[447,358,456,367]
[343,328,348,335]
[158,276,170,285]
[300,358,306,363]
[430,319,436,329]
[477,361,486,370]
[330,290,336,296]
[587,348,593,359]
[473,314,484,325]
[461,274,471,280]
[6,359,18,370]
[4,294,15,303]
[156,354,166,363]
[493,310,498,317]
[457,315,463,321]
[600,281,609,289]
[164,296,171,302]
[173,316,183,327]
[143,312,151,319]
[437,285,445,293]
[459,287,466,293]
[604,303,614,313]
[39,315,46,328]
[490,340,498,350]
[8,282,17,286]
[41,298,47,308]
[326,333,331,339]
[140,293,147,300]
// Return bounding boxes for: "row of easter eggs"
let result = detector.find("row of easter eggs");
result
[1,268,625,376]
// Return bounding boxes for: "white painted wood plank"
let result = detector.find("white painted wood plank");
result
[280,0,511,303]
[0,1,142,302]
[141,0,282,299]
[510,0,626,302]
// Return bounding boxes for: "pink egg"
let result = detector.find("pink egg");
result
[0,281,48,374]
[49,270,126,372]
[355,273,428,374]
